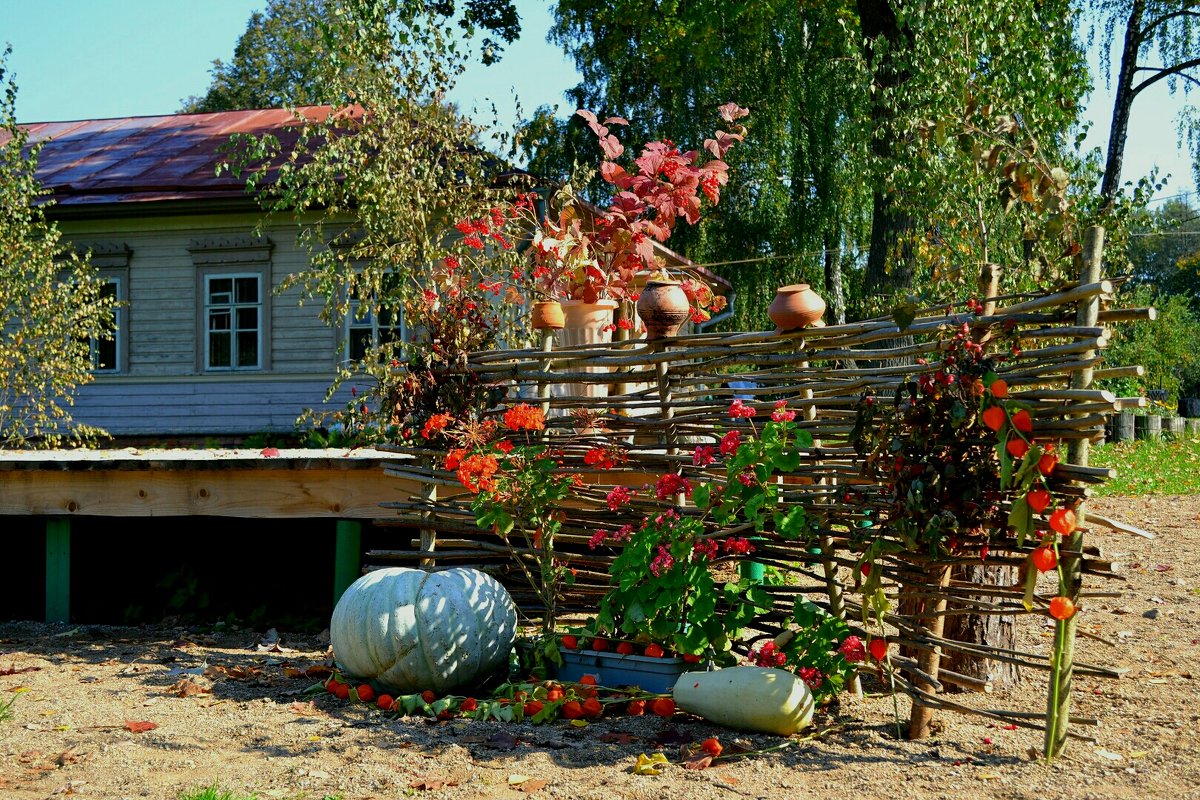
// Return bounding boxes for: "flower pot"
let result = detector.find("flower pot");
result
[531,300,565,331]
[555,648,688,693]
[636,279,691,340]
[554,299,618,400]
[767,284,825,332]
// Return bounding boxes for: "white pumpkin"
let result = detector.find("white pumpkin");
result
[330,567,518,694]
[672,666,815,735]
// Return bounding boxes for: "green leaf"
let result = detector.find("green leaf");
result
[1007,495,1033,547]
[1022,565,1038,612]
[892,298,919,330]
[692,482,710,509]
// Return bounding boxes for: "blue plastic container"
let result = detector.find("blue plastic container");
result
[556,649,688,693]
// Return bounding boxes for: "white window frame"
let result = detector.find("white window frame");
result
[90,274,125,373]
[203,272,264,371]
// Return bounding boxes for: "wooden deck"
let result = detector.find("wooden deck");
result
[0,448,420,623]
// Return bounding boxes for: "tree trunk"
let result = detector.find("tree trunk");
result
[941,564,1022,690]
[857,0,917,297]
[823,229,847,325]
[1099,0,1146,209]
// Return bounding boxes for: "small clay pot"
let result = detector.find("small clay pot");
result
[636,279,691,340]
[767,284,825,332]
[531,300,565,330]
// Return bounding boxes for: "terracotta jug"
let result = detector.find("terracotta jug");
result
[636,279,691,340]
[767,284,825,331]
[531,300,565,330]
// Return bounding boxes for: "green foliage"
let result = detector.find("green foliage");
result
[182,0,522,112]
[222,1,528,436]
[1100,285,1200,402]
[1093,437,1200,495]
[177,787,259,800]
[0,692,16,723]
[533,0,1089,324]
[1125,198,1200,304]
[0,48,115,447]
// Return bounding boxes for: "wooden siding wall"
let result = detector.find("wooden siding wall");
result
[60,212,352,434]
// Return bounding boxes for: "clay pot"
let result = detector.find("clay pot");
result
[555,299,618,400]
[767,284,825,332]
[636,280,691,340]
[531,300,565,330]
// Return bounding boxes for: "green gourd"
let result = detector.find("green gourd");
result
[330,567,517,694]
[672,666,815,735]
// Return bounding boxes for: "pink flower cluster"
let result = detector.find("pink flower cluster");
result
[655,473,693,500]
[693,538,719,559]
[606,485,634,511]
[797,666,823,690]
[719,430,741,457]
[692,445,715,467]
[649,544,675,577]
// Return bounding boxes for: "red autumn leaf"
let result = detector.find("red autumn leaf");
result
[684,754,714,770]
[516,779,550,794]
[260,447,281,457]
[0,665,40,677]
[124,720,158,734]
[409,779,459,791]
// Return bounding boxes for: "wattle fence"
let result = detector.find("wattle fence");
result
[374,227,1150,757]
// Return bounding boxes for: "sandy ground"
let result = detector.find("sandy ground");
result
[1,495,1198,800]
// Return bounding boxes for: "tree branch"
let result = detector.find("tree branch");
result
[1130,56,1200,99]
[1138,8,1200,42]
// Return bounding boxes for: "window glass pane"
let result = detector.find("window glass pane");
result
[236,307,258,330]
[349,328,371,362]
[237,332,258,367]
[235,277,259,304]
[208,278,232,304]
[209,332,231,368]
[209,309,231,331]
[94,337,117,371]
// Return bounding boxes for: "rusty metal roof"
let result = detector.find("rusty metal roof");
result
[14,106,340,206]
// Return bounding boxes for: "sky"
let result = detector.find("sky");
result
[1,0,1196,203]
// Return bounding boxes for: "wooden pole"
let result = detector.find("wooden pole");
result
[333,520,362,604]
[908,564,951,738]
[538,330,554,441]
[45,518,70,624]
[419,475,438,569]
[1046,225,1104,760]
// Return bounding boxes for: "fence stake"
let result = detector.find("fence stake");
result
[1046,225,1105,760]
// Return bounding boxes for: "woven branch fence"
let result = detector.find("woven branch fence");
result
[374,227,1146,758]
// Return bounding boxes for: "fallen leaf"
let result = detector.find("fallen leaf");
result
[408,779,458,791]
[8,686,31,693]
[1129,750,1149,759]
[260,447,281,457]
[289,701,322,717]
[168,678,210,698]
[508,775,531,786]
[51,780,87,795]
[205,665,261,681]
[1153,564,1173,572]
[517,779,549,793]
[684,754,714,770]
[599,733,638,745]
[633,753,669,776]
[1095,748,1123,761]
[486,732,521,749]
[123,720,158,734]
[0,665,40,677]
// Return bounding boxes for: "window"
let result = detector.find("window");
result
[90,277,121,372]
[345,299,406,363]
[205,274,262,370]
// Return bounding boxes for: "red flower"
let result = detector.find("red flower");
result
[1006,438,1030,459]
[644,643,665,658]
[838,635,866,663]
[587,530,608,549]
[444,448,466,471]
[1038,451,1058,476]
[420,412,453,440]
[1026,489,1051,514]
[982,406,1006,432]
[456,453,499,494]
[719,430,741,457]
[989,379,1009,398]
[626,699,646,716]
[503,403,545,432]
[728,399,757,419]
[651,697,676,717]
[771,400,797,422]
[495,439,514,455]
[700,737,723,757]
[585,445,625,469]
[460,697,477,713]
[868,638,889,661]
[1031,546,1057,573]
[1049,508,1076,536]
[561,700,584,719]
[1049,596,1076,620]
[1011,409,1033,433]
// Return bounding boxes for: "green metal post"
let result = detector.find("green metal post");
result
[45,518,71,623]
[333,520,362,605]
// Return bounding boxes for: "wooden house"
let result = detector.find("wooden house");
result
[24,107,732,440]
